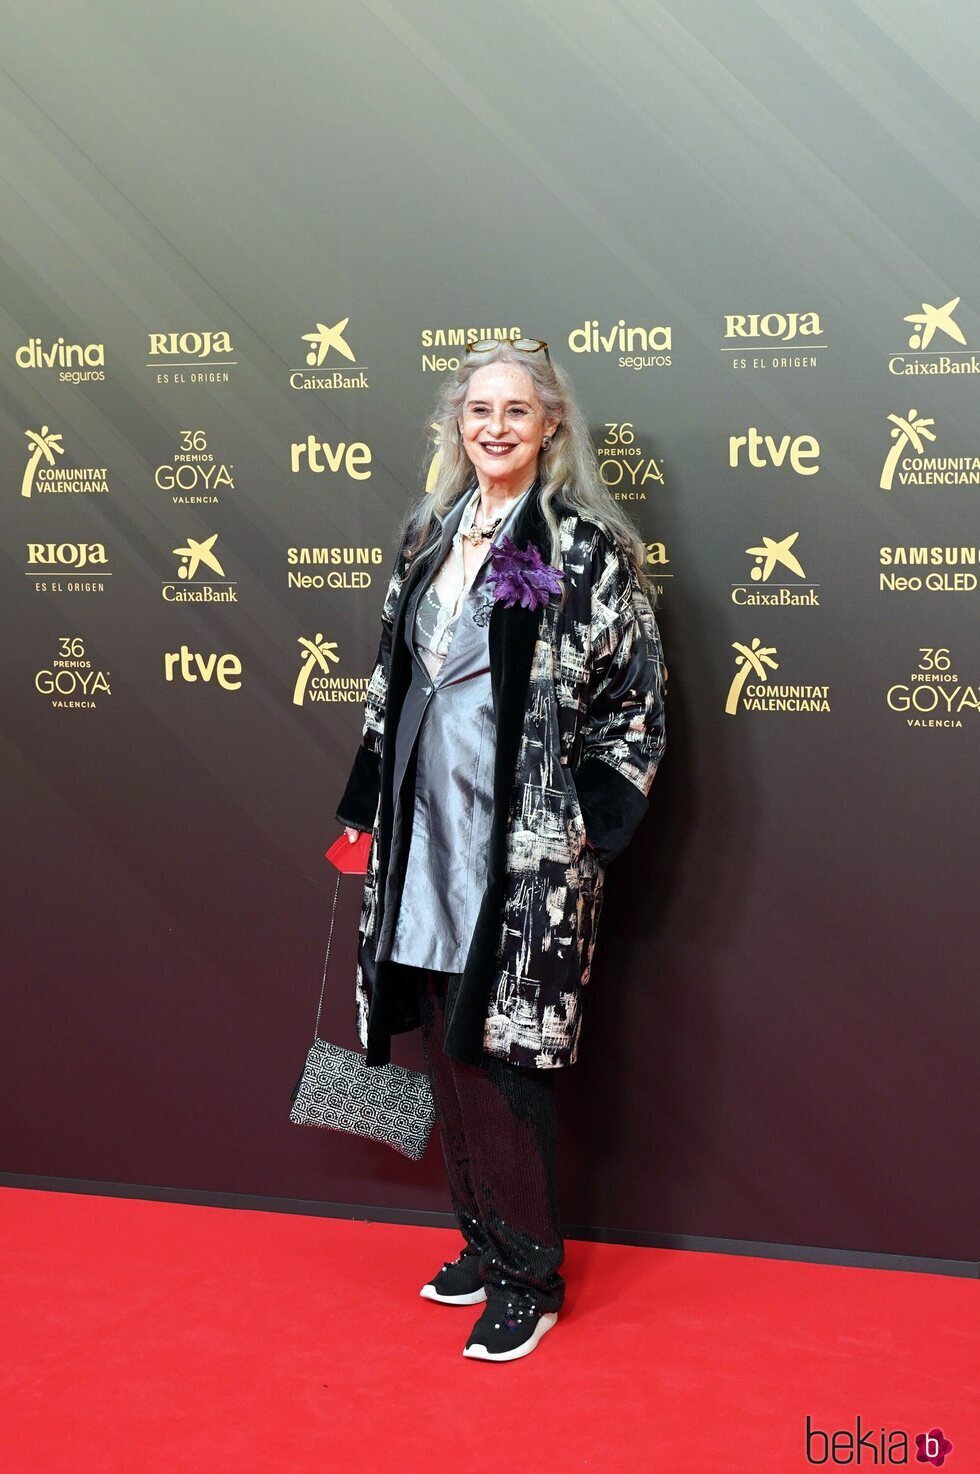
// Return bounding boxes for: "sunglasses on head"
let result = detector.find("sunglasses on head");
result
[465,336,550,362]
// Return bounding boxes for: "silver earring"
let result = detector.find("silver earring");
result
[541,435,552,449]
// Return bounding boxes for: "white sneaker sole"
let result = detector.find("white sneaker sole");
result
[419,1283,487,1305]
[462,1310,558,1361]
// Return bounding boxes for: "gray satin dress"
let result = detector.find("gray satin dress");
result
[373,484,532,972]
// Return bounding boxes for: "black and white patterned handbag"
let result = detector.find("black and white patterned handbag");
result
[289,864,435,1161]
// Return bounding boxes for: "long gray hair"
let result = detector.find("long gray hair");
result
[395,340,657,608]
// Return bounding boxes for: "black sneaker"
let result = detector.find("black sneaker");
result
[419,1250,487,1305]
[462,1296,558,1361]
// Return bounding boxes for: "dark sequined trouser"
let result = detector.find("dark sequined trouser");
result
[417,967,565,1314]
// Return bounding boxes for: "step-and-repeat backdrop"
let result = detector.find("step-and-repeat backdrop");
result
[2,2,977,1262]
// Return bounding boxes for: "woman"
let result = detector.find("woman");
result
[335,336,667,1362]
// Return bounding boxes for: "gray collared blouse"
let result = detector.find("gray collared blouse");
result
[374,483,532,971]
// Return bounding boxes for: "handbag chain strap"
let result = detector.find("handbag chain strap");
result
[313,867,344,1041]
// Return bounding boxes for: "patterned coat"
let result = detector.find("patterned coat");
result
[335,483,667,1069]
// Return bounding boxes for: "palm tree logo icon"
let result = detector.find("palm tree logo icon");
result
[725,637,779,715]
[903,296,966,350]
[880,409,937,490]
[22,425,65,498]
[293,633,341,706]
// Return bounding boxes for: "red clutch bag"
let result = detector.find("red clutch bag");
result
[324,829,371,874]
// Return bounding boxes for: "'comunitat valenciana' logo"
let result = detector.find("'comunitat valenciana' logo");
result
[722,310,826,370]
[15,336,106,383]
[732,531,820,607]
[291,317,369,390]
[595,423,665,501]
[294,634,369,707]
[890,294,978,376]
[21,427,108,498]
[880,409,980,489]
[725,637,830,714]
[147,331,235,385]
[163,533,238,603]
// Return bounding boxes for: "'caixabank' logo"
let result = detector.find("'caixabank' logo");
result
[732,531,821,608]
[889,293,978,376]
[291,316,370,390]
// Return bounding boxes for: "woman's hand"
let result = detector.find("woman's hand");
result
[344,825,366,843]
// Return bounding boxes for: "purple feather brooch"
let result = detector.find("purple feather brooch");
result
[485,534,566,611]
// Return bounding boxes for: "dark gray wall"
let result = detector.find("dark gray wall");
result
[2,0,977,1262]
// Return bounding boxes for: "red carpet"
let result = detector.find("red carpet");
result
[2,1186,975,1474]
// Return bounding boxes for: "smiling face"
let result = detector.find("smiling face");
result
[458,362,560,493]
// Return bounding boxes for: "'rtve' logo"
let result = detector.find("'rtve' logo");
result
[729,427,820,475]
[164,646,242,690]
[289,438,372,477]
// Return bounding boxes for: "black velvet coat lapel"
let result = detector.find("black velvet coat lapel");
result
[364,482,551,1066]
